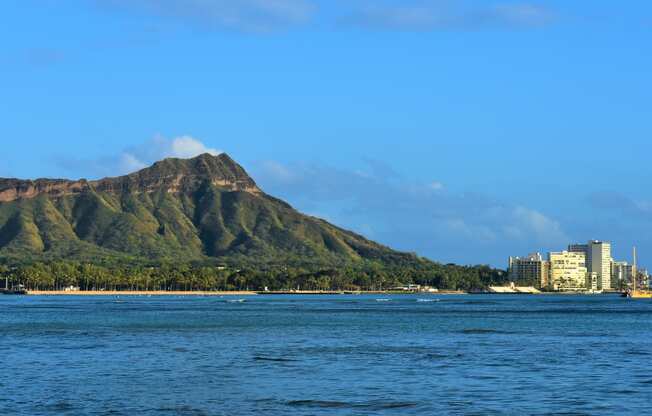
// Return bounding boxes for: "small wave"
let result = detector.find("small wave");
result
[287,400,349,409]
[608,389,638,395]
[227,299,246,303]
[155,405,210,415]
[44,401,76,412]
[417,298,440,303]
[253,356,298,363]
[60,344,106,350]
[375,299,391,302]
[624,349,650,356]
[286,400,417,410]
[373,402,419,410]
[425,352,449,359]
[460,300,499,305]
[474,375,500,380]
[459,329,511,335]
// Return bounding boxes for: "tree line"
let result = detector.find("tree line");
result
[0,260,508,292]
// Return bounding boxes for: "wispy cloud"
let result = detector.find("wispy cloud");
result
[89,0,557,34]
[343,1,555,31]
[56,135,222,178]
[571,191,652,263]
[253,159,568,265]
[587,191,652,221]
[95,0,317,33]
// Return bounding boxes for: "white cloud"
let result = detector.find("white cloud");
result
[92,0,556,34]
[96,0,316,32]
[493,4,554,27]
[511,206,569,246]
[125,135,222,163]
[56,135,222,178]
[168,136,221,159]
[429,181,444,191]
[118,152,148,174]
[344,1,555,31]
[116,135,222,174]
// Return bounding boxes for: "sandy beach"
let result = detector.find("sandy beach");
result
[23,290,467,296]
[26,290,258,296]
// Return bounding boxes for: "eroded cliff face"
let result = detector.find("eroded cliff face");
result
[0,153,261,202]
[0,179,89,202]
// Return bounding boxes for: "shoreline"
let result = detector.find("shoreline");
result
[14,290,622,296]
[25,290,258,296]
[22,290,466,296]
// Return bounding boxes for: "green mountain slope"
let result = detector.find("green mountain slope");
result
[0,153,417,266]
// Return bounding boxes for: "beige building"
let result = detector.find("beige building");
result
[508,253,550,288]
[548,251,588,291]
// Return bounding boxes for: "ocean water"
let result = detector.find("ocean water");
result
[1,294,651,415]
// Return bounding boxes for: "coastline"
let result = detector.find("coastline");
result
[25,290,258,296]
[16,290,620,296]
[22,290,467,296]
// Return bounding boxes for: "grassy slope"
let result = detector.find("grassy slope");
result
[0,183,417,266]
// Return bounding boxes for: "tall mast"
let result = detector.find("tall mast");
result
[633,246,637,292]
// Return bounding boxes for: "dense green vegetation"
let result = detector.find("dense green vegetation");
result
[0,153,507,291]
[0,260,507,291]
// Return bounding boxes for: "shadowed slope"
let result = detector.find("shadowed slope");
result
[0,153,416,265]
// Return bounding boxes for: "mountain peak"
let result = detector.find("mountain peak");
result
[0,152,415,267]
[0,153,260,202]
[96,152,260,195]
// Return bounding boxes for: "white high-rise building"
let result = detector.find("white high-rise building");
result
[588,241,612,290]
[568,241,613,291]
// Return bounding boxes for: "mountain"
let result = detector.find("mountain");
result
[0,153,416,266]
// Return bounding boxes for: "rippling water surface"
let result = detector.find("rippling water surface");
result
[2,294,651,415]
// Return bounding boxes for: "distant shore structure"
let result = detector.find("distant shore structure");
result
[509,240,649,292]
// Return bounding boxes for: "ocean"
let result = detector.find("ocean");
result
[1,294,651,415]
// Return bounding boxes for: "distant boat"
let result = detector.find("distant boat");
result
[1,284,27,295]
[624,289,652,299]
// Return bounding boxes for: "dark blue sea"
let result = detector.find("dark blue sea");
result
[2,294,651,415]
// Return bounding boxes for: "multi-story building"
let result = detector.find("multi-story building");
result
[588,241,612,290]
[548,251,588,291]
[508,253,549,288]
[587,272,599,291]
[568,244,588,255]
[569,241,612,290]
[611,261,632,290]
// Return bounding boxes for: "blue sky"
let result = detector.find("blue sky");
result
[1,0,651,268]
